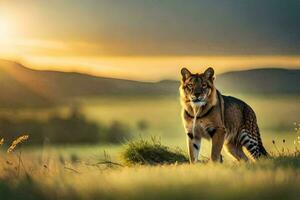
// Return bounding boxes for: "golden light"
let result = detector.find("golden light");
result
[0,18,12,43]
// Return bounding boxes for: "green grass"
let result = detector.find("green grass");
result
[122,137,188,165]
[0,139,300,200]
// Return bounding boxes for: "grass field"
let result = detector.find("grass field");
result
[0,145,300,200]
[0,94,300,199]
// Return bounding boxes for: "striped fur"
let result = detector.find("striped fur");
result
[239,130,268,159]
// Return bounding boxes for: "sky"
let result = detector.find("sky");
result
[0,0,299,81]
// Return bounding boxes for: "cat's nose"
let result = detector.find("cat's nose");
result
[194,92,201,98]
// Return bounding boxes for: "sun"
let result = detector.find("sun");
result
[0,18,12,43]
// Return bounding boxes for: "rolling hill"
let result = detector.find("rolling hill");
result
[215,68,300,95]
[0,59,299,107]
[0,60,178,107]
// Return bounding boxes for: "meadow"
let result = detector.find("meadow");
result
[0,94,300,199]
[5,93,297,156]
[0,142,300,200]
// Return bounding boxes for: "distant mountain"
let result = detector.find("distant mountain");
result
[215,68,300,94]
[0,59,299,107]
[0,60,178,107]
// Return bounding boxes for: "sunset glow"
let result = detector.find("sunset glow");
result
[22,55,300,81]
[0,0,299,81]
[0,18,12,43]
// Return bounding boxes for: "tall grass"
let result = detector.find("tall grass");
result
[0,137,300,200]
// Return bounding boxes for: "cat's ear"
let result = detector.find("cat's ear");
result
[181,67,192,81]
[204,67,214,80]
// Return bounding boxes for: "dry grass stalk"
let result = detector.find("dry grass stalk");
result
[7,135,29,153]
[0,138,4,146]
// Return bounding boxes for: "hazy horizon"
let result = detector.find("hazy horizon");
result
[1,55,300,81]
[0,0,299,81]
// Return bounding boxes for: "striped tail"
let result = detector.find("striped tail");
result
[239,130,269,159]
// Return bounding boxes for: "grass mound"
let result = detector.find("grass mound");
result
[122,138,188,165]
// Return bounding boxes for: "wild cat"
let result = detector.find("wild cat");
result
[180,67,268,163]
